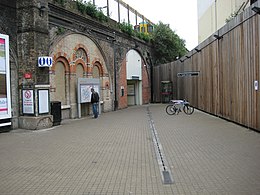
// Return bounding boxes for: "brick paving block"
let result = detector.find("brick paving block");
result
[0,104,259,194]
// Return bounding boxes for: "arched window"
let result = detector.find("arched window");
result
[75,48,87,63]
[76,64,84,78]
[54,61,66,105]
[92,65,100,78]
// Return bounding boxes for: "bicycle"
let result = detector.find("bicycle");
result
[166,99,194,115]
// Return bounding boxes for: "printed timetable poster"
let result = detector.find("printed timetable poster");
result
[80,84,99,103]
[77,78,100,104]
[0,34,11,119]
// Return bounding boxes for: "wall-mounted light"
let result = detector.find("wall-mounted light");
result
[195,48,201,52]
[252,6,260,14]
[214,34,223,40]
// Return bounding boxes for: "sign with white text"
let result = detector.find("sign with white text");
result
[38,89,49,114]
[22,90,34,114]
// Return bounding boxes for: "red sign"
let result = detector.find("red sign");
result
[24,90,32,99]
[24,73,32,79]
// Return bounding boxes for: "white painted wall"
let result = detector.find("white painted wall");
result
[126,50,142,80]
[197,0,250,43]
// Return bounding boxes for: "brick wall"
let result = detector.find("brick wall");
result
[0,0,19,128]
[1,0,153,129]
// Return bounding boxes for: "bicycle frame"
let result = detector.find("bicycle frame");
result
[166,99,194,115]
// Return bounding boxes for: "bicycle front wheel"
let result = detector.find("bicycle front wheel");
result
[183,105,194,115]
[166,105,177,115]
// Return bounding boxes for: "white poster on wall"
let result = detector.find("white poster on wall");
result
[38,90,49,114]
[80,85,92,103]
[80,84,99,103]
[77,78,100,118]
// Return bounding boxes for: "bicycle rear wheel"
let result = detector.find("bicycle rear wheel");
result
[166,105,177,115]
[183,105,194,115]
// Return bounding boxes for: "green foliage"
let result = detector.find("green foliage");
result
[96,10,108,22]
[151,22,187,65]
[118,22,152,42]
[118,22,134,36]
[76,0,108,22]
[84,1,97,17]
[76,0,86,14]
[56,26,65,35]
[136,32,152,42]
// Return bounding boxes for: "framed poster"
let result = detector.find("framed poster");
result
[77,78,100,118]
[78,78,100,104]
[22,89,34,114]
[80,84,99,103]
[80,84,92,103]
[0,34,11,119]
[38,89,49,114]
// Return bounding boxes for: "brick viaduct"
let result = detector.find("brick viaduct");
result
[0,0,154,130]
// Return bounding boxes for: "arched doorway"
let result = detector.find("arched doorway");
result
[126,50,142,106]
[50,33,112,118]
[53,61,67,105]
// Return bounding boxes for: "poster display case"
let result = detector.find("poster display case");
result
[77,78,100,118]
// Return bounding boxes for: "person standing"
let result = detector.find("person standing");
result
[91,88,99,118]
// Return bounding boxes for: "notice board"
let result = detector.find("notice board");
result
[78,78,100,103]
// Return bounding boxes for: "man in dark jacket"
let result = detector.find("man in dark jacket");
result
[91,88,99,118]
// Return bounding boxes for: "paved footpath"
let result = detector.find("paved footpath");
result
[0,104,259,195]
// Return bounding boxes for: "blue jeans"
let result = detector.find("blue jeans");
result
[92,103,98,118]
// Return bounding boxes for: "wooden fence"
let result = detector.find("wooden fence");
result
[153,1,260,131]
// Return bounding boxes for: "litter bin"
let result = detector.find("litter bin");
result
[51,101,61,126]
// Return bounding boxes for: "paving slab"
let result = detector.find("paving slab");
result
[0,104,259,195]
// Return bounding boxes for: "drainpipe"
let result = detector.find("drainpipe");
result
[113,32,118,110]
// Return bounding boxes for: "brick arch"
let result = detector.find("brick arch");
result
[72,44,90,74]
[71,59,87,73]
[75,63,85,79]
[92,59,104,77]
[126,48,150,80]
[72,44,90,62]
[51,54,70,73]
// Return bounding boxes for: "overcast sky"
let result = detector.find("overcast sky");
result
[94,0,198,51]
[122,0,199,51]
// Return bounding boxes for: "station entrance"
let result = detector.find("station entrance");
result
[127,80,142,106]
[126,50,143,106]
